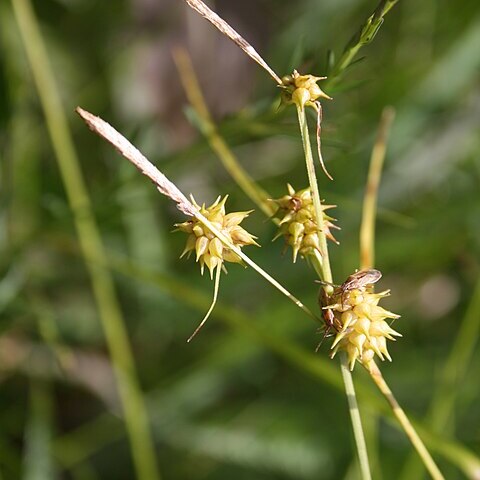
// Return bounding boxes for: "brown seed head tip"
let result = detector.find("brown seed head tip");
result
[76,106,90,121]
[75,106,99,132]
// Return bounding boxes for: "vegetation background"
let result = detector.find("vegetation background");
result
[1,0,479,479]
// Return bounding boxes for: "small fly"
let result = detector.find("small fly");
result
[336,268,382,307]
[338,268,382,294]
[315,269,382,351]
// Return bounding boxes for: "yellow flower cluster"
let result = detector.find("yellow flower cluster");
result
[272,184,339,262]
[328,287,401,370]
[175,196,258,277]
[281,70,332,108]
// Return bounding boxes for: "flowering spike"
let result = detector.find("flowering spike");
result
[176,195,258,274]
[281,70,332,108]
[326,270,401,369]
[176,196,258,339]
[272,185,339,261]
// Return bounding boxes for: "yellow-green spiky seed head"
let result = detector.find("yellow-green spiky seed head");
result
[281,70,332,108]
[175,196,258,277]
[328,285,401,371]
[272,184,339,262]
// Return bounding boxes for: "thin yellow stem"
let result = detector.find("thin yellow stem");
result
[173,47,276,219]
[360,107,395,270]
[11,2,160,479]
[368,361,445,480]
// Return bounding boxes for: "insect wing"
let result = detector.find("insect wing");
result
[342,268,382,291]
[184,0,282,85]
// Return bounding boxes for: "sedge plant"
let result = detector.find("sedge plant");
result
[178,1,443,479]
[73,0,447,478]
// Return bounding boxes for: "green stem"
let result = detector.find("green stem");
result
[295,105,332,284]
[359,107,395,270]
[368,361,445,480]
[340,354,372,480]
[296,105,370,479]
[10,1,160,479]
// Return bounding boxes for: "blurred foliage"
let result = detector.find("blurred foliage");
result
[1,0,480,479]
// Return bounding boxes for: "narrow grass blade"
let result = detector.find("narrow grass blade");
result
[23,380,55,480]
[359,106,395,269]
[10,2,161,479]
[368,361,445,480]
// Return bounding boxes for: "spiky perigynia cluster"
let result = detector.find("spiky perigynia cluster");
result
[175,195,258,277]
[281,70,332,109]
[328,284,401,371]
[272,184,339,262]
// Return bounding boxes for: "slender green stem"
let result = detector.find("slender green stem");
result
[295,105,332,284]
[10,1,160,479]
[368,361,445,480]
[340,354,372,480]
[24,380,55,480]
[296,105,370,478]
[360,107,395,270]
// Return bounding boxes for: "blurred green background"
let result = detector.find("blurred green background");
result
[1,0,479,479]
